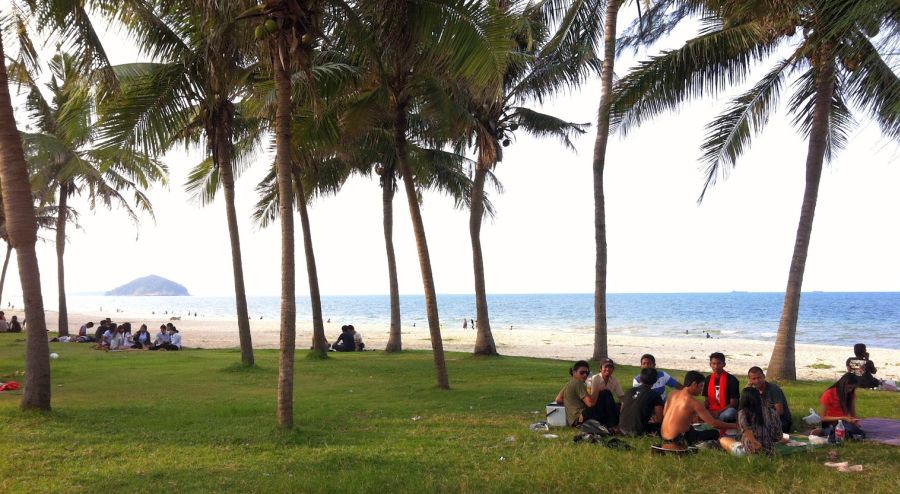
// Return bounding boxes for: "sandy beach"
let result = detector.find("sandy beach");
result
[24,308,900,382]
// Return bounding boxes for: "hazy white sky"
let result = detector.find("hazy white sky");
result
[5,14,900,301]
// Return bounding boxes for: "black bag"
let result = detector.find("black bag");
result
[578,419,610,436]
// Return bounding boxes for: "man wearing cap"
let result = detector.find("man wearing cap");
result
[590,358,625,403]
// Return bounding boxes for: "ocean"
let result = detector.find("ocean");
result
[21,292,900,349]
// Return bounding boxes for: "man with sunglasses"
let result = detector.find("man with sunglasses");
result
[554,360,618,428]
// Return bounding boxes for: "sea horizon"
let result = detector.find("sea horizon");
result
[13,291,900,350]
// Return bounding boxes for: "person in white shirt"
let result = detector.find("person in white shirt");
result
[631,354,683,401]
[351,325,364,351]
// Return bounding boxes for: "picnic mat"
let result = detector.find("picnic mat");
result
[858,418,900,446]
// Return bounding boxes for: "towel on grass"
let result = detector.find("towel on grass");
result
[858,418,900,446]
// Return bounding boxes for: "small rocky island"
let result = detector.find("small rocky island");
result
[105,275,190,296]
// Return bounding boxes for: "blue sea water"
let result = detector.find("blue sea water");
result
[25,292,900,349]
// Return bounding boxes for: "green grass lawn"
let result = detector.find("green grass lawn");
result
[1,334,898,493]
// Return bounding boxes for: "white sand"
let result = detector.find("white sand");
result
[28,308,900,382]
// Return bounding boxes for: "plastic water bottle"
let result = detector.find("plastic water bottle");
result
[835,419,846,442]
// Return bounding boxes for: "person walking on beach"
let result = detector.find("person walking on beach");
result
[703,352,740,422]
[661,371,739,446]
[462,319,467,329]
[631,354,682,401]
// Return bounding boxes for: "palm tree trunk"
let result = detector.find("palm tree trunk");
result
[295,178,328,356]
[768,56,836,381]
[216,120,255,367]
[393,107,450,389]
[0,36,51,411]
[56,182,69,336]
[591,0,621,363]
[0,243,12,303]
[470,157,497,355]
[274,51,296,428]
[382,174,402,352]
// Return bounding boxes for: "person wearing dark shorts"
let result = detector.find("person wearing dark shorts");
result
[661,371,739,446]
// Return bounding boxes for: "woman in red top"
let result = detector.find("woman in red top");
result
[818,373,865,440]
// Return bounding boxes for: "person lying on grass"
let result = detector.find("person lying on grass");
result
[554,360,618,430]
[661,370,739,447]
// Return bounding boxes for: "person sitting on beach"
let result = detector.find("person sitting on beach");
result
[735,387,785,455]
[702,352,740,422]
[631,354,682,401]
[747,366,792,433]
[661,371,739,446]
[619,368,664,436]
[153,324,170,347]
[846,343,881,389]
[8,316,22,333]
[78,321,94,339]
[131,324,152,349]
[93,319,111,343]
[109,325,127,350]
[817,373,866,441]
[156,327,181,351]
[331,325,356,352]
[0,311,8,332]
[148,324,170,350]
[351,325,365,351]
[591,358,625,404]
[554,360,619,429]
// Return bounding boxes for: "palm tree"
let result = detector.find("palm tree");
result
[97,0,261,367]
[0,32,51,411]
[248,0,323,428]
[18,53,165,337]
[453,1,597,356]
[338,0,507,388]
[611,0,900,379]
[0,0,121,411]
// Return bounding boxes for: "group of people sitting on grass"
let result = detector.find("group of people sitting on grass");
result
[51,319,182,351]
[0,312,22,333]
[330,324,365,352]
[556,348,874,455]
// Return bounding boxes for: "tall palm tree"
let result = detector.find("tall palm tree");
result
[611,0,900,379]
[453,1,597,356]
[248,0,323,428]
[590,0,623,363]
[0,34,51,411]
[97,0,261,367]
[339,0,507,388]
[18,53,165,337]
[0,0,121,411]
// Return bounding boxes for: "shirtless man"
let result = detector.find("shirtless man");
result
[661,371,739,446]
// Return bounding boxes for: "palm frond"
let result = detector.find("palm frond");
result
[842,35,900,139]
[698,57,793,202]
[610,21,781,136]
[510,107,589,151]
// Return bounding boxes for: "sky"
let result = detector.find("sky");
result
[4,13,900,301]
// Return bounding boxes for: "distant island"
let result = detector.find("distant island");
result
[105,275,190,296]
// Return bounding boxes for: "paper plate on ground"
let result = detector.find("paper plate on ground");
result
[651,444,698,455]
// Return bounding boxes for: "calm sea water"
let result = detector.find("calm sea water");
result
[22,292,900,349]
